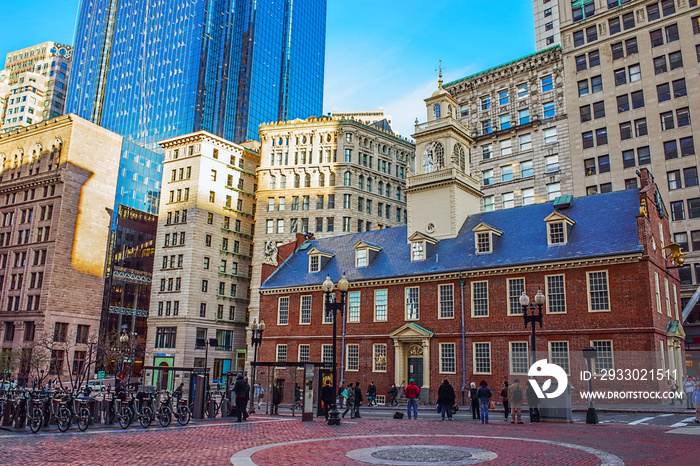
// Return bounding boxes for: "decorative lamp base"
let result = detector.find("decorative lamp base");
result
[327,407,341,425]
[586,407,598,424]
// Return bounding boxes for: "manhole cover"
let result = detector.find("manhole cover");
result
[346,445,497,465]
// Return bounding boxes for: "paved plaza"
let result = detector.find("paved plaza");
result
[1,409,698,465]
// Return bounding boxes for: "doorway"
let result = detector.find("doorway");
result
[408,357,423,387]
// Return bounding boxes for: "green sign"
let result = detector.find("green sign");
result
[97,371,105,379]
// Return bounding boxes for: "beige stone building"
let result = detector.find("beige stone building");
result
[0,42,73,132]
[0,115,123,382]
[147,131,259,384]
[443,46,573,211]
[555,0,700,310]
[246,116,414,366]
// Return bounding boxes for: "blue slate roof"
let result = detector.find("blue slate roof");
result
[261,189,644,290]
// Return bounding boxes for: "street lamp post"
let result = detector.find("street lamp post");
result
[249,319,265,414]
[322,274,349,426]
[582,347,599,424]
[520,289,545,366]
[119,325,137,383]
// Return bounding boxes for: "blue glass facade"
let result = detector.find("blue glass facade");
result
[117,140,163,216]
[66,0,326,148]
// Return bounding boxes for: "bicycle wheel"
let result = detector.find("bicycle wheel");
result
[158,407,171,427]
[30,408,43,433]
[139,407,152,428]
[176,406,191,426]
[104,403,115,425]
[78,407,90,431]
[57,407,72,432]
[119,407,132,429]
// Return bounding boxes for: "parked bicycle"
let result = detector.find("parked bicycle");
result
[206,390,231,418]
[128,392,153,428]
[168,391,191,426]
[151,391,172,427]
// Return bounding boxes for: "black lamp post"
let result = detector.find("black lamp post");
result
[119,325,137,382]
[249,319,265,414]
[520,289,545,366]
[582,347,598,424]
[322,274,349,426]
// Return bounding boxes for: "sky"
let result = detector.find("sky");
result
[0,0,536,139]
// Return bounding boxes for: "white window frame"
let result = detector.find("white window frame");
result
[509,341,529,374]
[471,281,489,317]
[548,221,566,245]
[473,342,491,374]
[299,295,312,325]
[373,344,387,372]
[347,291,361,323]
[438,284,454,319]
[673,283,679,320]
[654,272,662,313]
[356,248,368,267]
[405,286,420,320]
[587,270,610,312]
[548,341,570,375]
[374,289,388,322]
[440,342,457,374]
[545,274,567,314]
[346,344,359,371]
[276,344,288,362]
[664,277,671,317]
[298,344,310,363]
[507,278,525,315]
[278,297,289,325]
[309,255,320,273]
[590,340,614,375]
[411,241,425,261]
[322,344,333,365]
[475,232,492,254]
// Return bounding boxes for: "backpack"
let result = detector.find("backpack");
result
[511,386,523,403]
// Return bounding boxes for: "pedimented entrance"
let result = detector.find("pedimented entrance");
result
[389,323,434,401]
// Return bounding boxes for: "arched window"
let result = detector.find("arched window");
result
[454,144,466,172]
[304,173,311,188]
[329,172,336,186]
[434,143,445,170]
[280,175,287,189]
[358,175,365,190]
[269,176,276,189]
[294,174,300,188]
[378,181,384,196]
[344,171,352,187]
[386,184,391,198]
[318,173,325,187]
[367,178,372,193]
[433,103,441,120]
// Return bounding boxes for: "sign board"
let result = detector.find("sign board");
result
[97,371,106,380]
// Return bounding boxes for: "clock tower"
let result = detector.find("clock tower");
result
[407,70,482,240]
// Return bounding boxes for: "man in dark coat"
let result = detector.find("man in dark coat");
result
[367,381,377,406]
[437,379,456,421]
[321,380,334,420]
[354,381,363,418]
[233,373,249,422]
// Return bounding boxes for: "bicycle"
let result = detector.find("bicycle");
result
[206,390,231,418]
[115,397,133,429]
[27,392,45,434]
[73,395,95,432]
[151,392,172,427]
[168,392,191,426]
[128,392,153,428]
[49,392,73,432]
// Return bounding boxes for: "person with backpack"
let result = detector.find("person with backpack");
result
[437,379,456,421]
[388,384,399,406]
[500,381,509,422]
[354,381,363,418]
[367,381,377,407]
[525,380,540,423]
[342,383,355,418]
[469,382,480,420]
[476,380,492,424]
[508,378,524,424]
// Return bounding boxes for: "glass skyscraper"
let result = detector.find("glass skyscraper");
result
[66,0,326,148]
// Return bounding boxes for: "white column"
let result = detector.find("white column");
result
[422,339,430,390]
[394,341,401,385]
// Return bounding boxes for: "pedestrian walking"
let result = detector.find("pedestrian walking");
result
[367,381,377,406]
[338,384,346,409]
[254,384,264,409]
[405,379,421,419]
[501,381,509,421]
[525,381,540,423]
[354,381,363,418]
[693,380,700,424]
[437,379,456,421]
[683,376,695,409]
[343,383,355,418]
[469,382,480,420]
[321,380,334,420]
[509,379,524,424]
[476,380,492,424]
[233,373,249,422]
[388,384,399,406]
[271,384,282,415]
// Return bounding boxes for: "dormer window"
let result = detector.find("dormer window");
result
[544,211,576,246]
[408,232,438,262]
[356,249,368,267]
[307,247,335,273]
[412,242,424,261]
[354,240,382,268]
[472,222,503,255]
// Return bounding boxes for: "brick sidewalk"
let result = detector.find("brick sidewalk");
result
[0,413,697,465]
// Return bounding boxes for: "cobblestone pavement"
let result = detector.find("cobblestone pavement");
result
[0,413,698,465]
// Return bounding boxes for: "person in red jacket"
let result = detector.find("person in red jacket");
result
[405,379,421,419]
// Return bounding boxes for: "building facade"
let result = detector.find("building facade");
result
[0,115,126,383]
[534,0,563,50]
[555,0,700,319]
[0,42,73,132]
[66,0,326,148]
[443,46,573,212]
[145,131,259,384]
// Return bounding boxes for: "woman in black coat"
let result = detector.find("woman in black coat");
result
[437,379,456,421]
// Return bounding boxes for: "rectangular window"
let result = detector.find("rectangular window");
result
[638,146,651,165]
[587,271,610,311]
[609,17,621,35]
[373,344,387,372]
[347,291,361,322]
[439,284,454,319]
[473,342,491,374]
[298,344,310,363]
[549,341,570,374]
[300,295,312,324]
[544,128,557,144]
[543,102,555,119]
[580,105,591,122]
[671,200,685,220]
[440,343,456,374]
[522,188,535,205]
[545,155,559,172]
[501,165,513,182]
[620,122,632,140]
[625,38,638,55]
[276,344,287,362]
[591,75,603,93]
[665,140,678,160]
[681,136,696,157]
[596,128,608,146]
[405,286,419,320]
[673,78,687,98]
[658,83,671,102]
[278,297,289,325]
[374,289,388,321]
[471,281,488,317]
[685,167,699,187]
[541,76,553,92]
[611,42,624,60]
[689,198,700,218]
[508,278,525,315]
[591,340,614,374]
[521,160,533,178]
[654,55,668,74]
[510,342,529,374]
[346,344,359,371]
[635,118,648,136]
[668,170,682,190]
[547,275,566,313]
